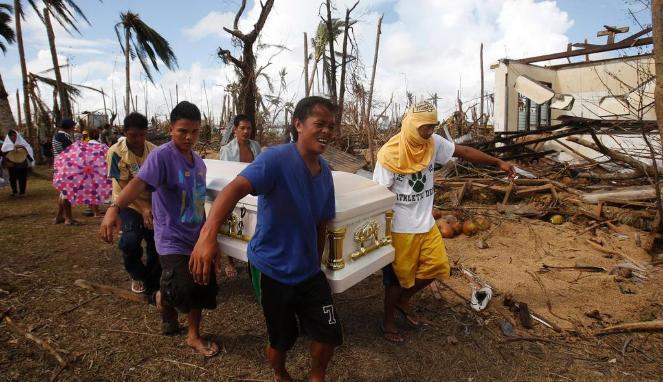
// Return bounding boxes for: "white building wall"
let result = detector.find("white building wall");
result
[492,55,655,132]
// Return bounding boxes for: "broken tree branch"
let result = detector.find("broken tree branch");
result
[594,319,663,335]
[74,279,147,304]
[4,316,66,366]
[233,0,247,30]
[567,135,654,175]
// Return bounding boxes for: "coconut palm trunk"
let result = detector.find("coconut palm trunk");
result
[0,73,17,131]
[43,6,70,122]
[124,25,130,115]
[13,0,31,138]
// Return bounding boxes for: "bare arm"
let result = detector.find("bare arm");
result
[99,177,148,243]
[189,175,254,285]
[117,179,151,210]
[453,144,515,176]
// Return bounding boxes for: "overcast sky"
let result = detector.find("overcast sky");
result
[0,0,652,123]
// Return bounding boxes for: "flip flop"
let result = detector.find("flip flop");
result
[380,323,404,343]
[188,338,220,358]
[395,305,429,327]
[63,220,83,226]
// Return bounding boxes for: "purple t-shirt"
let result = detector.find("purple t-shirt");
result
[137,141,207,256]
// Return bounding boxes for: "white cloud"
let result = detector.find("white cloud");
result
[182,11,236,40]
[7,0,574,125]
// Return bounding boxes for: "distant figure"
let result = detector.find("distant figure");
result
[218,114,261,279]
[73,125,83,142]
[85,128,106,218]
[100,124,114,146]
[219,114,261,162]
[52,119,80,225]
[1,129,34,196]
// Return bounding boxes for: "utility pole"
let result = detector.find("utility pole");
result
[304,32,310,96]
[480,43,484,127]
[366,15,383,169]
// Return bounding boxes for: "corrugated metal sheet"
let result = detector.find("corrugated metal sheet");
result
[322,146,367,173]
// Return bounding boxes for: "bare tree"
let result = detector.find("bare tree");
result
[217,0,274,140]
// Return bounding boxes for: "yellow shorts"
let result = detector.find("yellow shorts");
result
[391,225,450,289]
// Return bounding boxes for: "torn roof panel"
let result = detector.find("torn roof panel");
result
[514,75,554,105]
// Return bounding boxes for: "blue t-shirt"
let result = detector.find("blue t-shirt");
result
[239,143,335,285]
[137,141,207,256]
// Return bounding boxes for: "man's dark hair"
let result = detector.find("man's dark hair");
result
[123,112,148,131]
[170,101,201,123]
[233,114,251,127]
[289,96,336,142]
[60,118,76,130]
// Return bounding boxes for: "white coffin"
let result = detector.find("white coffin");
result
[204,159,395,293]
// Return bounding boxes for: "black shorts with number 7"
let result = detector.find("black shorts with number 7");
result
[261,271,343,352]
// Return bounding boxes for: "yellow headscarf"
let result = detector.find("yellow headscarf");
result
[376,101,438,174]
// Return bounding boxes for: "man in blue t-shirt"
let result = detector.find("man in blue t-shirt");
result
[100,101,220,358]
[191,96,341,382]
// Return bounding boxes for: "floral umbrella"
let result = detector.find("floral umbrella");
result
[53,141,111,205]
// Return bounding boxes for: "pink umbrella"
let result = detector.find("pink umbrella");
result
[53,141,111,205]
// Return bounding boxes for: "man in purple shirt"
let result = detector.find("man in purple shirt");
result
[100,101,219,357]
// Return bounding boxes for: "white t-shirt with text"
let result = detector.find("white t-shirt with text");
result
[373,134,455,234]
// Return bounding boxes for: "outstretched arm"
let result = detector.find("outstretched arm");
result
[100,177,148,243]
[189,176,254,285]
[453,144,515,177]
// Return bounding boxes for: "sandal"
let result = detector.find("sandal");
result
[187,338,220,358]
[380,323,404,343]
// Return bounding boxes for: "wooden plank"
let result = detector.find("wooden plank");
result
[517,36,651,64]
[514,184,554,195]
[502,181,514,206]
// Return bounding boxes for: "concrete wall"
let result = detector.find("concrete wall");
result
[554,56,655,121]
[492,60,556,132]
[492,55,655,132]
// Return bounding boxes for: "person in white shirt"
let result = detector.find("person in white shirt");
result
[373,101,514,343]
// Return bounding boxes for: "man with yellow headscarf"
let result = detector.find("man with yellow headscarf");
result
[373,101,514,343]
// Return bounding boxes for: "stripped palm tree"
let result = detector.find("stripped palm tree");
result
[38,0,92,121]
[12,0,91,137]
[307,19,345,96]
[115,11,177,116]
[0,2,17,132]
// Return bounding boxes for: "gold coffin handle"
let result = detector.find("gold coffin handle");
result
[350,210,394,261]
[326,227,346,270]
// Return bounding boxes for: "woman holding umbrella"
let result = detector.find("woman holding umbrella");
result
[53,130,112,218]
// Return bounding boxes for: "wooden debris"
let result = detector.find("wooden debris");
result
[540,264,606,273]
[594,320,663,335]
[4,316,66,366]
[585,240,647,270]
[74,279,147,304]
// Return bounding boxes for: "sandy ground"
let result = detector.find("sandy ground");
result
[0,166,661,381]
